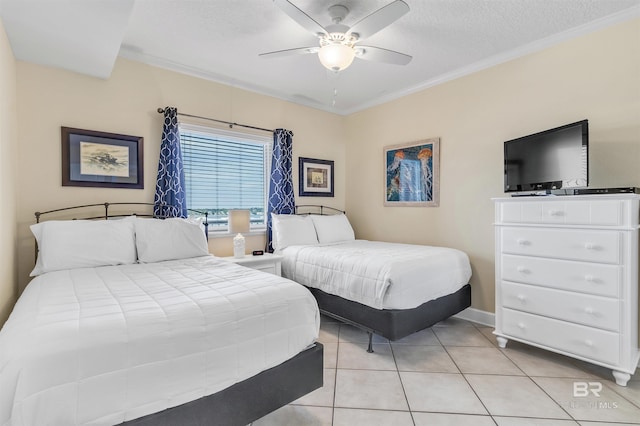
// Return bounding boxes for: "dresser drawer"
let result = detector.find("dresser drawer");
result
[501,282,620,331]
[501,227,621,264]
[499,200,623,226]
[501,255,621,297]
[502,309,620,365]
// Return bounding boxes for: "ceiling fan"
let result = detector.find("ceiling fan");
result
[260,0,412,72]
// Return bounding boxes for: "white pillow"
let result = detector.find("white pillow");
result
[135,217,209,263]
[311,214,355,244]
[271,213,318,250]
[30,220,137,276]
[270,213,297,250]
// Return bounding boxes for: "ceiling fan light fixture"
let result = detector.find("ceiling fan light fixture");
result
[318,43,355,72]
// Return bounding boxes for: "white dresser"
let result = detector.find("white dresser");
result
[493,194,639,386]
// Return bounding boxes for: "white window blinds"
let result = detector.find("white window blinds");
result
[180,124,271,229]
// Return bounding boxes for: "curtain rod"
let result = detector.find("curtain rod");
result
[157,108,278,134]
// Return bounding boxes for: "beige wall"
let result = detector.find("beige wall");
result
[15,58,346,293]
[344,19,640,314]
[6,18,640,323]
[0,20,18,325]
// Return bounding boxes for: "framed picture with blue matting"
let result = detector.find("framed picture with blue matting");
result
[62,127,144,189]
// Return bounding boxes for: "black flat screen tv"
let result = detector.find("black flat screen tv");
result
[504,120,589,193]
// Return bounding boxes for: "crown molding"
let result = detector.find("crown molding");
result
[118,48,338,115]
[120,5,640,117]
[340,5,640,115]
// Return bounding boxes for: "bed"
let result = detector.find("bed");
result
[271,205,472,351]
[0,203,323,426]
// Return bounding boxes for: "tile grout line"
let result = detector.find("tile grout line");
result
[289,318,638,425]
[493,332,640,421]
[605,382,640,410]
[469,320,580,423]
[477,325,529,377]
[388,341,417,426]
[440,342,496,422]
[536,377,582,424]
[331,322,342,426]
[432,322,497,423]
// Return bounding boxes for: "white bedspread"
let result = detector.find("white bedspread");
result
[0,256,319,426]
[280,240,472,310]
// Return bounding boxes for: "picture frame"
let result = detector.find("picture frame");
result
[384,137,440,207]
[298,157,334,197]
[61,127,144,189]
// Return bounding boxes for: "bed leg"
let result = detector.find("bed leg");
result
[367,332,374,353]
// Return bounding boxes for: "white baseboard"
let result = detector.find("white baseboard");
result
[454,307,495,327]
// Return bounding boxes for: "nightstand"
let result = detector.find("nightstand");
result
[222,253,283,276]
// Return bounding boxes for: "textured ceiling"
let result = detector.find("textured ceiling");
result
[1,0,639,114]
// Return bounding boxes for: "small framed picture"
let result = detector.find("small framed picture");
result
[61,127,144,189]
[299,157,334,197]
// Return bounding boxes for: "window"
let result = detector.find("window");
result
[180,124,272,232]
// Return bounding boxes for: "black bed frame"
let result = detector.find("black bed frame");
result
[35,202,209,232]
[34,202,325,426]
[293,205,472,352]
[310,285,471,351]
[122,343,323,426]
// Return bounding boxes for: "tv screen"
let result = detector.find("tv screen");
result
[504,120,588,193]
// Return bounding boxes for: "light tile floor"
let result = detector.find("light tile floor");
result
[252,315,640,426]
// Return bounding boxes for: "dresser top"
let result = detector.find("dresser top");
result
[493,194,640,202]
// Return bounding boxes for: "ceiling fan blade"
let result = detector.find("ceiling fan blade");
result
[259,47,319,59]
[346,0,409,40]
[273,0,327,36]
[356,46,412,65]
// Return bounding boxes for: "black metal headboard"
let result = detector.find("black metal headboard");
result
[294,205,345,216]
[34,202,209,236]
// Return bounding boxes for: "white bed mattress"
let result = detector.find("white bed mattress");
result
[280,240,472,310]
[0,256,319,426]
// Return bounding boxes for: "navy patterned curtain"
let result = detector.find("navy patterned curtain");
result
[266,129,295,252]
[154,107,187,218]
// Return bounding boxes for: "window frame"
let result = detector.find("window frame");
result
[179,123,272,236]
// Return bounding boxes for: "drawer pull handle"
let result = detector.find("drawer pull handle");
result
[585,275,595,283]
[516,266,529,273]
[585,339,594,347]
[517,322,525,330]
[584,307,594,315]
[517,295,526,302]
[584,242,597,250]
[517,239,530,246]
[548,210,563,216]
